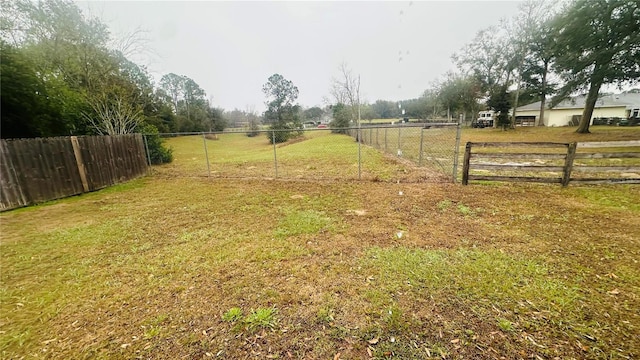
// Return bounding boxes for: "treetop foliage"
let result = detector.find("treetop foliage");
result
[0,0,226,140]
[262,74,301,143]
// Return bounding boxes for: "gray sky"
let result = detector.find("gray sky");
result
[78,1,524,112]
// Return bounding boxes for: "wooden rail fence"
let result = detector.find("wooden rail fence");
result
[462,140,640,186]
[1,134,147,211]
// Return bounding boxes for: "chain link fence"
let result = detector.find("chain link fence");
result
[145,123,461,183]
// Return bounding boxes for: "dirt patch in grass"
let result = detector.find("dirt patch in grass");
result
[276,135,308,148]
[1,177,639,359]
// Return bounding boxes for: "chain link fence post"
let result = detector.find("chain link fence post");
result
[397,126,402,157]
[202,132,211,178]
[453,120,463,182]
[418,127,424,166]
[358,127,362,180]
[272,130,278,178]
[143,134,152,174]
[385,128,388,153]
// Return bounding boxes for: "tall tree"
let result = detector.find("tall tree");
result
[303,107,324,123]
[452,26,512,92]
[504,0,557,128]
[207,106,226,132]
[0,0,169,137]
[521,20,557,126]
[437,72,482,124]
[182,76,206,123]
[371,100,399,119]
[159,73,185,114]
[0,42,62,137]
[330,63,361,125]
[551,0,640,133]
[487,86,512,130]
[158,73,213,132]
[329,103,351,133]
[421,89,442,120]
[262,74,301,143]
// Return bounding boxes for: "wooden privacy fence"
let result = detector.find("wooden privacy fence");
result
[462,140,640,186]
[0,134,147,211]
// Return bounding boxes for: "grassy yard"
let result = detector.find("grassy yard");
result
[155,130,447,183]
[155,125,640,183]
[1,126,639,359]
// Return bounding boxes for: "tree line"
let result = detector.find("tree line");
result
[2,0,637,149]
[324,0,639,133]
[0,0,225,150]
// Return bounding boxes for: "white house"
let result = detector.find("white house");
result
[515,93,640,127]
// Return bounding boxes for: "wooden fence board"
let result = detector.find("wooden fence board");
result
[0,135,147,211]
[16,140,43,202]
[570,178,640,184]
[574,152,640,159]
[471,153,566,159]
[470,164,564,172]
[572,166,640,173]
[0,141,27,210]
[468,175,562,183]
[58,139,82,196]
[578,140,640,148]
[469,142,569,148]
[6,141,31,204]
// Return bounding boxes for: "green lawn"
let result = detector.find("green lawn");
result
[1,126,639,359]
[156,130,446,182]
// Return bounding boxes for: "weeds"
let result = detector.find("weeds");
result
[437,199,452,211]
[498,318,515,332]
[244,307,278,331]
[316,305,335,324]
[457,203,474,216]
[222,307,243,322]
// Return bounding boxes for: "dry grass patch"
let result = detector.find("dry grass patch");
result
[1,177,639,359]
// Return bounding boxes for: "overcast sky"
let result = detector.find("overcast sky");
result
[77,1,524,112]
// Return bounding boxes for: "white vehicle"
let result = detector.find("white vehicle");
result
[475,111,495,128]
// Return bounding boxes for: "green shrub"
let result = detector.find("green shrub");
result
[140,123,173,164]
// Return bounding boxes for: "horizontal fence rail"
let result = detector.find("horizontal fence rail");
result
[570,141,640,184]
[462,141,640,186]
[0,134,147,211]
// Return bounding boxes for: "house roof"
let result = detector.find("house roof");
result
[517,93,640,111]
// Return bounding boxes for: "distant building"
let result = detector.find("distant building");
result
[474,110,495,128]
[515,93,640,127]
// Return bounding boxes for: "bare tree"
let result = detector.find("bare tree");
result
[452,26,512,91]
[330,63,361,126]
[505,0,557,127]
[110,26,158,64]
[84,94,143,135]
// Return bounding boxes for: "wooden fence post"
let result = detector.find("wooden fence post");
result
[70,136,89,192]
[462,142,472,185]
[562,142,577,187]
